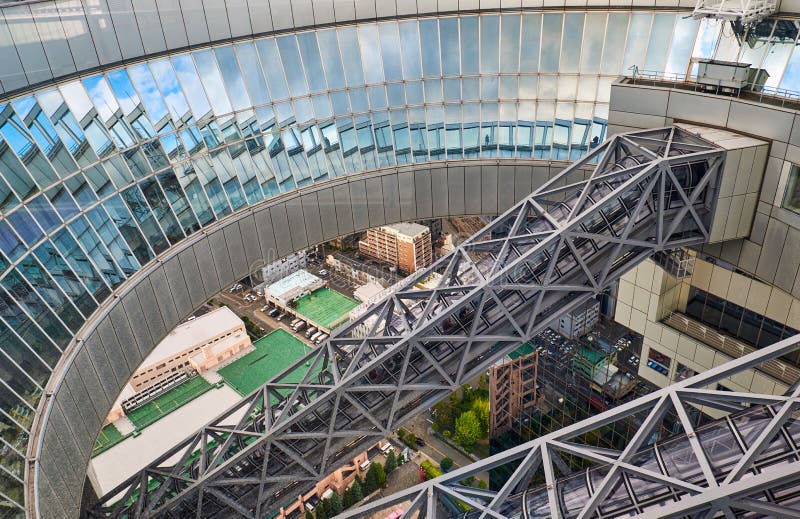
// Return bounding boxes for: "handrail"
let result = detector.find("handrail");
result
[622,69,800,109]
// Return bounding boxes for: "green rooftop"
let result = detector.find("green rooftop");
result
[126,376,214,431]
[293,288,358,329]
[508,342,534,360]
[218,328,315,397]
[92,424,127,458]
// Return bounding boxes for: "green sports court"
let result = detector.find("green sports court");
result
[218,328,316,397]
[126,376,214,430]
[293,287,359,329]
[92,424,127,458]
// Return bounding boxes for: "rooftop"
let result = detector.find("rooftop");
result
[380,222,430,240]
[140,307,243,368]
[267,269,322,299]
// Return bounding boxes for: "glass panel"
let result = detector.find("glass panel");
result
[277,35,310,97]
[500,14,520,75]
[666,16,699,76]
[461,16,479,75]
[68,216,126,289]
[400,21,423,80]
[440,18,460,77]
[215,46,252,111]
[297,33,327,93]
[541,14,563,73]
[148,59,192,124]
[644,14,676,73]
[102,194,154,265]
[2,270,71,350]
[623,14,653,72]
[602,13,629,75]
[338,27,366,87]
[193,50,234,116]
[480,15,500,74]
[17,255,84,331]
[560,14,584,74]
[358,25,384,85]
[317,30,346,90]
[171,54,213,121]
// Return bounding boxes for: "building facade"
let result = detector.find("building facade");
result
[4,1,800,516]
[552,299,601,339]
[489,350,540,436]
[261,251,308,285]
[359,223,433,274]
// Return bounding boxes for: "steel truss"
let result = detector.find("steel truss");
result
[341,332,800,519]
[91,127,725,518]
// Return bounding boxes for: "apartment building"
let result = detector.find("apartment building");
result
[359,223,433,274]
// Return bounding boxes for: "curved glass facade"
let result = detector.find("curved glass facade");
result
[0,9,799,515]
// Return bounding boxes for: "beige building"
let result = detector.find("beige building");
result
[615,255,800,418]
[104,307,251,425]
[359,222,433,274]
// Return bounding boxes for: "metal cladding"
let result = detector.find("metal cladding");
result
[90,127,726,517]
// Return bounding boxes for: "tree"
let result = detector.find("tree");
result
[329,493,343,515]
[364,463,380,494]
[440,457,454,472]
[405,431,417,448]
[454,410,482,448]
[432,398,458,432]
[306,511,314,519]
[374,462,387,488]
[316,505,327,519]
[351,478,364,502]
[471,397,490,437]
[420,460,443,480]
[385,450,397,473]
[343,487,354,508]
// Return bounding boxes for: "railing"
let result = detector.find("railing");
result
[622,69,800,109]
[663,311,800,385]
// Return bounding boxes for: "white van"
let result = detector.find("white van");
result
[310,331,323,343]
[305,326,317,338]
[290,318,301,328]
[315,333,328,344]
[294,322,306,332]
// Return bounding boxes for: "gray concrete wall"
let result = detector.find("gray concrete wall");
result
[32,160,580,518]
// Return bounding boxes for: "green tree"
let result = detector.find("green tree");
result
[471,397,490,436]
[432,398,458,432]
[365,464,379,494]
[420,460,443,480]
[329,492,343,515]
[343,487,354,508]
[385,450,397,473]
[405,432,417,449]
[351,478,364,502]
[374,462,387,488]
[306,510,314,519]
[439,457,454,472]
[454,410,482,448]
[316,505,327,519]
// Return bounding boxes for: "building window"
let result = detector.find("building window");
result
[783,163,800,213]
[646,348,671,376]
[674,363,696,382]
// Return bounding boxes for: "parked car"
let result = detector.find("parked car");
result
[276,313,287,321]
[290,318,301,328]
[315,333,328,344]
[414,438,426,447]
[268,308,281,318]
[293,322,306,332]
[305,327,318,338]
[310,331,323,343]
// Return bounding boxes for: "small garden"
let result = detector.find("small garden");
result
[306,456,399,519]
[430,377,491,458]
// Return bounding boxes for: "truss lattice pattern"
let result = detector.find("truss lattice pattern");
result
[341,333,800,519]
[91,127,725,518]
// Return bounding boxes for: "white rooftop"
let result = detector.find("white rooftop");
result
[381,222,429,240]
[139,306,243,368]
[353,281,385,302]
[267,269,321,299]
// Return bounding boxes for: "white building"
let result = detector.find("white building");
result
[266,270,325,305]
[552,299,601,339]
[262,251,308,285]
